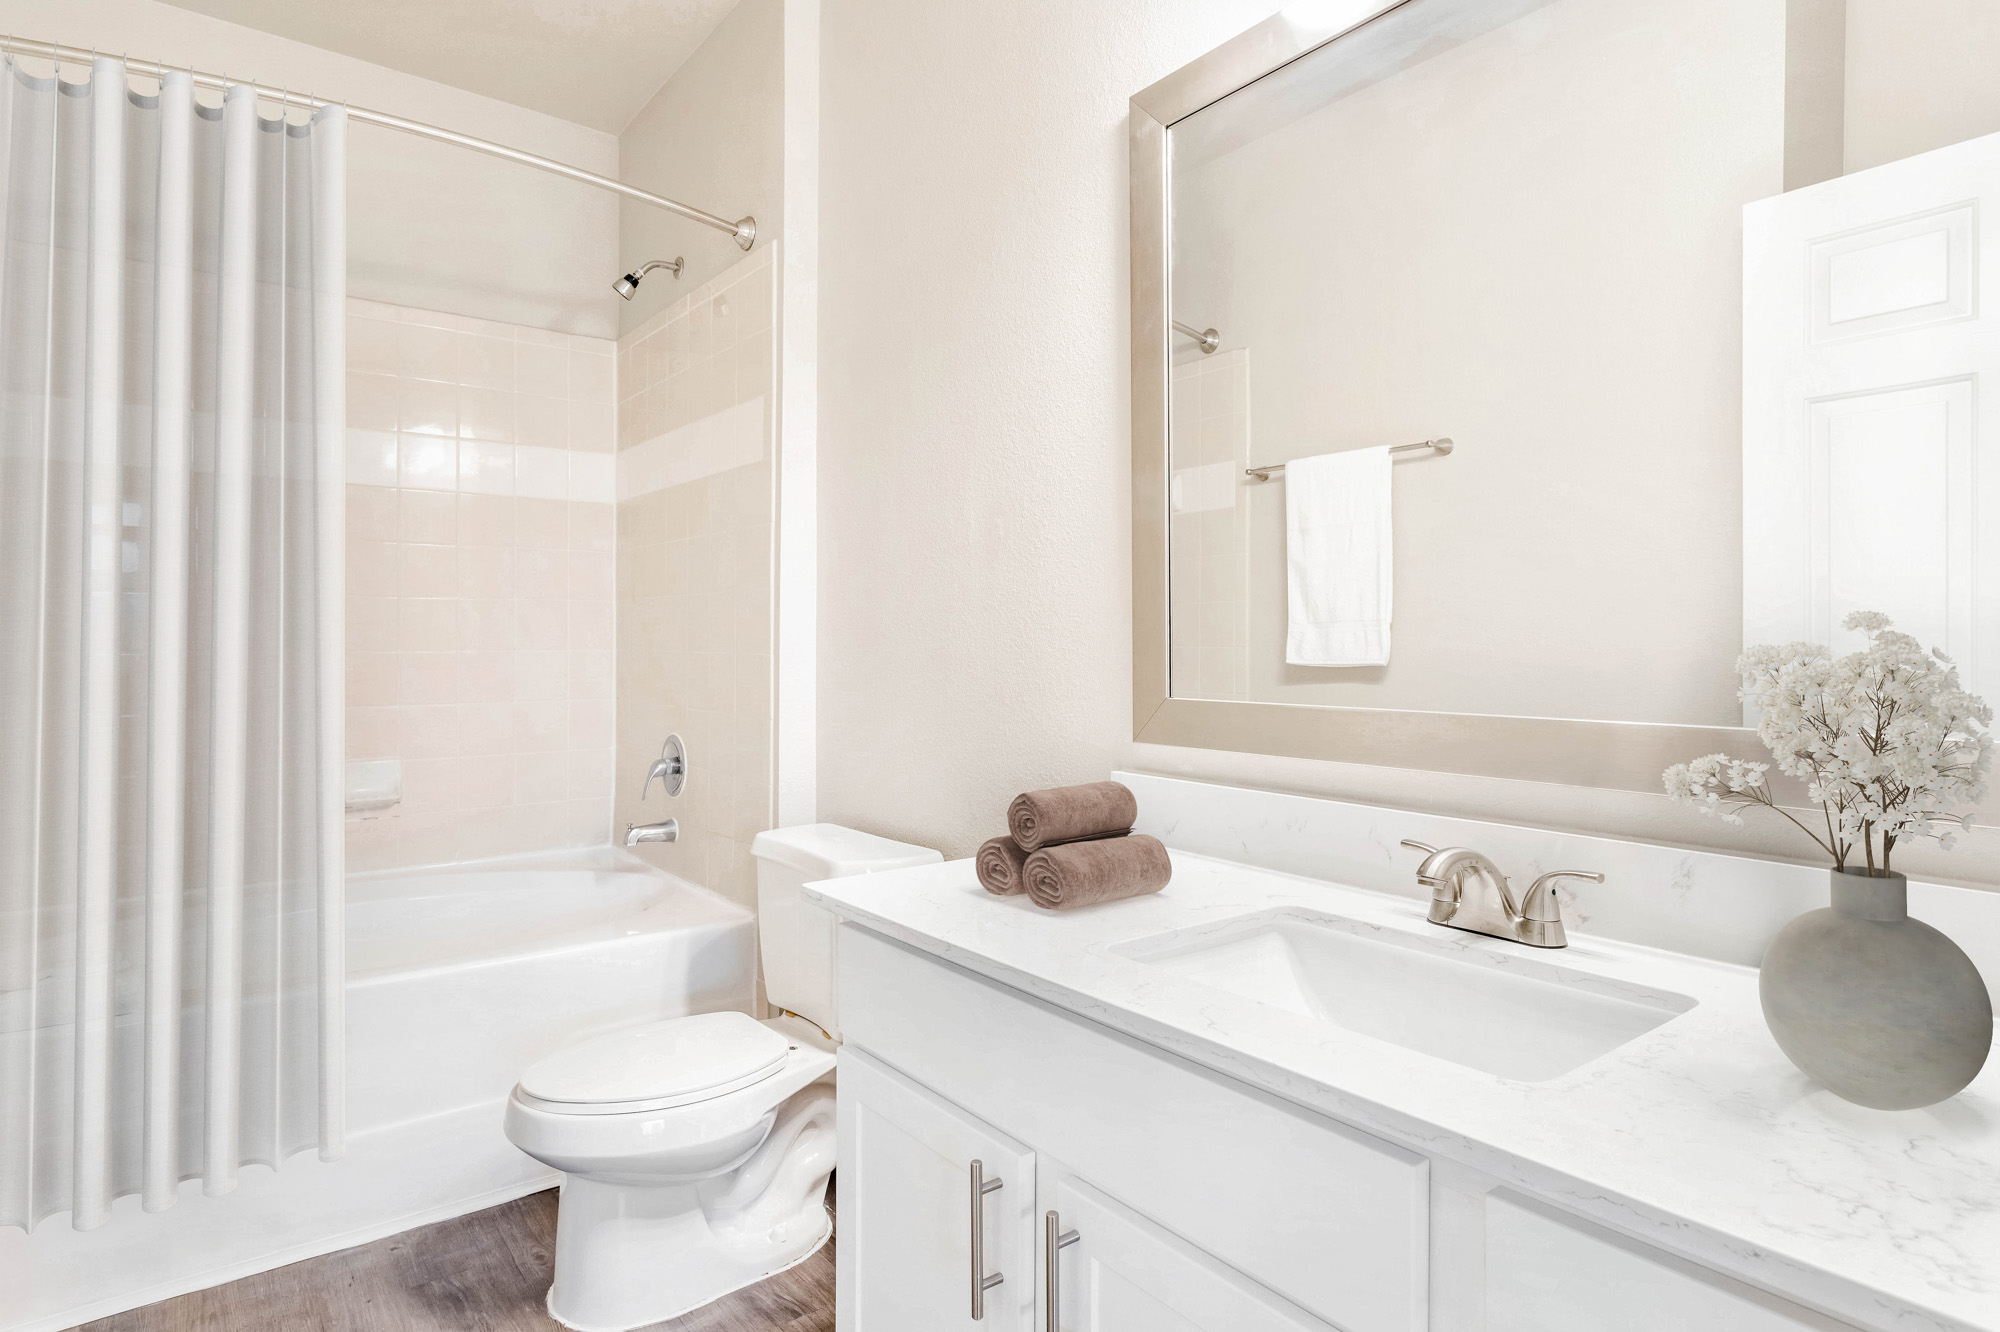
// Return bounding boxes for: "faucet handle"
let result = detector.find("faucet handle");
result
[1400,839,1440,857]
[640,734,688,801]
[1522,870,1604,923]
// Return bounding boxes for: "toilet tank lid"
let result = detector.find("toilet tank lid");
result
[751,823,943,879]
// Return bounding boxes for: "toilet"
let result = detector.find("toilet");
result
[503,824,941,1332]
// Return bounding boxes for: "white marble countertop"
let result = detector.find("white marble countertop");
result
[808,851,2000,1332]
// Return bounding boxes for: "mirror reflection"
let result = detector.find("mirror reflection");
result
[1164,0,2000,726]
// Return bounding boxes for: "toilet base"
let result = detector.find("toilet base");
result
[545,1083,836,1332]
[546,1221,830,1332]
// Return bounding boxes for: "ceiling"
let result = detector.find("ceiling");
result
[156,0,740,133]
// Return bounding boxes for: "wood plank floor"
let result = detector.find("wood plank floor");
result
[72,1181,834,1332]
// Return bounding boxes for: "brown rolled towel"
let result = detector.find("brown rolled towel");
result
[1007,780,1139,852]
[1022,834,1172,911]
[976,836,1029,896]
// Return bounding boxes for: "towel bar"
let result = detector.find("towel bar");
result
[1245,437,1453,481]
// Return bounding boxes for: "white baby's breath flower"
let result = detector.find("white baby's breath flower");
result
[1666,613,1990,874]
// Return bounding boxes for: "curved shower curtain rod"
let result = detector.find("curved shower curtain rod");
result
[0,34,757,250]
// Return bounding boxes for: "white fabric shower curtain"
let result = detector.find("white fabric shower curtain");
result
[0,58,345,1232]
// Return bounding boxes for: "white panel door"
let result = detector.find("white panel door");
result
[837,1048,1037,1332]
[1044,1175,1336,1332]
[1744,132,2000,711]
[1484,1192,1855,1331]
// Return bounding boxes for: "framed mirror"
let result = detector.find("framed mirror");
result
[1132,0,1998,791]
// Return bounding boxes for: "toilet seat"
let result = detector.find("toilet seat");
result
[516,1011,791,1116]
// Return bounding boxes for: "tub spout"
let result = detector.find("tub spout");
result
[626,818,679,846]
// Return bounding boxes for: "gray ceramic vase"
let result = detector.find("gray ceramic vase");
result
[1760,869,1993,1110]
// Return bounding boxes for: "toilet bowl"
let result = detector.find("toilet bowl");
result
[503,824,941,1331]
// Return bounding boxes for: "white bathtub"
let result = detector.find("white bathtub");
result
[346,847,755,1132]
[1,846,754,1332]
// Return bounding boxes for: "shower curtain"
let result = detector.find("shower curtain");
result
[0,58,345,1231]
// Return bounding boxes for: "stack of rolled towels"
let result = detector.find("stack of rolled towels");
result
[976,780,1172,910]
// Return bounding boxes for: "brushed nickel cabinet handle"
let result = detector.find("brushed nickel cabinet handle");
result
[970,1159,1004,1319]
[1044,1208,1080,1330]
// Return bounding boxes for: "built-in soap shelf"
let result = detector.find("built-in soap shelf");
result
[346,758,402,814]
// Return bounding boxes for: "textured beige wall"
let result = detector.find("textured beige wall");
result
[814,0,2000,890]
[816,0,1280,858]
[1845,0,2000,174]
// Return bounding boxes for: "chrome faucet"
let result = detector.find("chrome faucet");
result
[1400,840,1602,949]
[627,734,687,846]
[626,818,678,846]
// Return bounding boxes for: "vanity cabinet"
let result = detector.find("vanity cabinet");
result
[839,1047,1333,1332]
[834,924,1864,1332]
[836,924,1426,1332]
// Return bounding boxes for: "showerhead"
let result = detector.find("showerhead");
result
[613,256,684,299]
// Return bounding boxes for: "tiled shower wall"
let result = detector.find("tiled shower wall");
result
[344,298,618,871]
[614,247,776,913]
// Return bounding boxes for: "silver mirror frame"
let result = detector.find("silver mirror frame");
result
[1129,0,1769,793]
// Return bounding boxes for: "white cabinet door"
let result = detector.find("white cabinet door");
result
[1744,130,2000,710]
[1484,1193,1855,1332]
[1045,1176,1336,1332]
[837,1048,1037,1332]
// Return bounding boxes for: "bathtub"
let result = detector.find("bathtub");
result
[2,846,754,1332]
[346,847,755,1132]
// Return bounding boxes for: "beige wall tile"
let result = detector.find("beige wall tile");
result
[458,335,514,391]
[509,548,569,600]
[571,502,615,552]
[347,652,398,709]
[398,489,458,545]
[348,316,399,377]
[344,297,618,872]
[347,373,398,431]
[400,543,458,599]
[516,598,570,650]
[515,393,567,450]
[399,598,460,652]
[348,484,398,543]
[348,541,398,598]
[459,387,515,443]
[399,434,457,490]
[459,599,515,650]
[399,379,459,438]
[457,494,514,547]
[516,341,569,397]
[348,596,398,653]
[397,322,461,383]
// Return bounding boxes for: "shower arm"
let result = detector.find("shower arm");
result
[0,34,757,251]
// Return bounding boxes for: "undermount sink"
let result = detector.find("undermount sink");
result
[1109,908,1695,1082]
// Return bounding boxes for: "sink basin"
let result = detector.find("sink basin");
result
[1110,908,1695,1082]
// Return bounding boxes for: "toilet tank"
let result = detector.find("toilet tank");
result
[749,824,941,1041]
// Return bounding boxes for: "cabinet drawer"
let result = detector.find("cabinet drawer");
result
[1485,1192,1858,1332]
[838,925,1428,1332]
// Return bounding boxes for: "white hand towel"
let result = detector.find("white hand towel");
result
[1285,446,1392,666]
